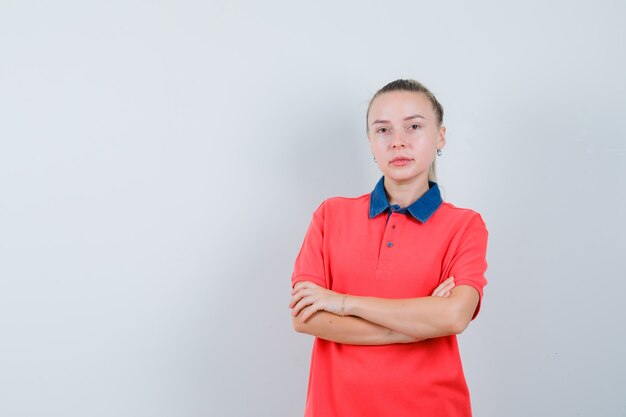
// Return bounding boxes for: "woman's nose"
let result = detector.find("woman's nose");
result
[391,132,407,148]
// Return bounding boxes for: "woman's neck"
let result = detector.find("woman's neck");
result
[384,175,430,208]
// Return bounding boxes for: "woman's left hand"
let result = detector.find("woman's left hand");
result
[289,281,346,322]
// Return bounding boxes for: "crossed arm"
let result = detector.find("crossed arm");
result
[289,277,479,345]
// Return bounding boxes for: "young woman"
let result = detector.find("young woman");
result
[289,79,489,417]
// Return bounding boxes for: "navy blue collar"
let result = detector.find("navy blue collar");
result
[369,176,442,223]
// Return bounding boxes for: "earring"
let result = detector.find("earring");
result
[436,149,442,156]
[373,155,377,163]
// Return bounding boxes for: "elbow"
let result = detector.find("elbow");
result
[292,316,307,333]
[447,317,470,335]
[445,307,472,335]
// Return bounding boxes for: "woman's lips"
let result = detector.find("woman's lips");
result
[390,158,412,166]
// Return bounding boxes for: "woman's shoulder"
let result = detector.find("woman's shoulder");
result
[311,192,370,215]
[437,201,487,229]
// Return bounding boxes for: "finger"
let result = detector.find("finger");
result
[431,283,445,296]
[442,282,456,297]
[443,280,455,289]
[294,285,325,300]
[432,279,456,297]
[439,277,454,287]
[292,282,306,294]
[299,304,321,323]
[289,289,308,308]
[439,282,455,297]
[291,286,317,305]
[291,296,307,316]
[291,281,320,295]
[289,289,306,308]
[291,298,308,316]
[431,281,450,296]
[292,295,317,317]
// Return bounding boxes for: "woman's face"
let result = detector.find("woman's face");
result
[367,91,445,185]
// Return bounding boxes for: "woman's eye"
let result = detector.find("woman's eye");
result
[410,124,420,130]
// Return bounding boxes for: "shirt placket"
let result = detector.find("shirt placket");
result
[376,210,400,276]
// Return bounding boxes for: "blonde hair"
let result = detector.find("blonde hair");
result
[366,79,444,183]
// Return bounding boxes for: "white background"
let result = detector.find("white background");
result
[1,1,625,416]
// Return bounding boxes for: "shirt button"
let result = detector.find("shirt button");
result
[387,241,393,248]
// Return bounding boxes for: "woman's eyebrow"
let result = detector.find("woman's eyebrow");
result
[371,114,426,125]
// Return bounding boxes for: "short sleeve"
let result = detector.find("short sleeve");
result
[448,213,489,320]
[291,200,328,289]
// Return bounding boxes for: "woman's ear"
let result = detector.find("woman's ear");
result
[438,125,446,148]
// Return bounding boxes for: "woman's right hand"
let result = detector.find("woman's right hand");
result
[431,276,455,297]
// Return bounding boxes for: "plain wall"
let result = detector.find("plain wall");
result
[1,1,625,416]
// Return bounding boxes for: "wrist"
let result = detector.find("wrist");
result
[340,294,349,316]
[343,294,358,316]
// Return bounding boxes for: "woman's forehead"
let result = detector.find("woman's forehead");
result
[369,91,435,120]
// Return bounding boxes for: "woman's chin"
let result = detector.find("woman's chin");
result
[383,170,427,184]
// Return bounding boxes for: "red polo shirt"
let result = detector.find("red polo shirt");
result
[291,177,489,417]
